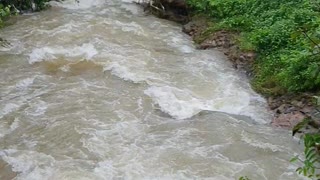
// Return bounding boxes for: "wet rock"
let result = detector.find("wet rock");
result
[245,52,256,59]
[302,106,314,114]
[291,100,304,108]
[239,55,246,61]
[0,38,11,48]
[271,111,306,129]
[276,104,287,114]
[268,93,320,131]
[198,40,218,49]
[182,21,195,34]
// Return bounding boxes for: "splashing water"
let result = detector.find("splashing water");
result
[0,0,305,179]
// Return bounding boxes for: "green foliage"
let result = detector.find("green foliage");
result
[290,133,320,179]
[239,176,250,180]
[291,96,320,179]
[187,0,320,94]
[0,3,11,27]
[1,0,50,11]
[0,0,51,27]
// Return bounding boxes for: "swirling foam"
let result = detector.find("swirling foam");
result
[144,86,208,119]
[28,44,98,64]
[49,0,105,10]
[144,85,269,123]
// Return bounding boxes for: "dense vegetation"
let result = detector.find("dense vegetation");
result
[291,97,320,179]
[0,3,11,27]
[186,0,320,95]
[0,0,50,27]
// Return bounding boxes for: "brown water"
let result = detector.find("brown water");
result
[0,0,306,179]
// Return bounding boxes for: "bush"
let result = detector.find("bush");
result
[0,3,11,27]
[0,0,50,11]
[0,0,50,27]
[291,96,320,179]
[187,0,320,94]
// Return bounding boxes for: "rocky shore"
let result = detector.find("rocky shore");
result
[182,17,320,130]
[137,0,320,131]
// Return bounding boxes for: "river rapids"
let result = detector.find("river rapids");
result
[0,0,306,179]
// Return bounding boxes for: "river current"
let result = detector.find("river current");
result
[0,0,305,179]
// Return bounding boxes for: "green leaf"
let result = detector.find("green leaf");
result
[306,148,316,160]
[290,156,299,162]
[303,167,308,176]
[292,118,310,136]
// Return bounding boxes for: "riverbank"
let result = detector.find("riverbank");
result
[138,0,320,131]
[182,16,320,130]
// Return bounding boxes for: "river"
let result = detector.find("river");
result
[0,0,305,179]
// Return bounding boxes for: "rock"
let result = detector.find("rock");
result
[239,55,246,61]
[198,39,219,49]
[271,111,306,128]
[286,106,298,113]
[311,109,320,121]
[301,106,314,114]
[269,103,279,110]
[291,100,304,108]
[268,96,273,102]
[182,21,195,34]
[244,52,256,60]
[276,104,288,114]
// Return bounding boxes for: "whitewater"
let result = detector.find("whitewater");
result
[0,0,306,179]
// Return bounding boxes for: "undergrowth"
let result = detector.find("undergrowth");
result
[0,0,50,27]
[187,0,320,95]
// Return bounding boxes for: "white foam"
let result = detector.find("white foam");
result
[104,62,147,83]
[25,99,48,116]
[120,3,143,15]
[241,131,282,152]
[144,85,251,119]
[0,118,20,138]
[0,149,55,179]
[123,0,136,2]
[59,65,70,72]
[114,21,145,35]
[49,0,105,10]
[37,22,81,37]
[16,77,35,90]
[104,47,161,83]
[93,160,118,179]
[144,86,206,119]
[28,44,98,64]
[161,32,195,53]
[0,103,22,119]
[10,118,20,131]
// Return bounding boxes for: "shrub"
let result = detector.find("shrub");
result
[187,0,320,94]
[0,3,11,27]
[0,0,51,27]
